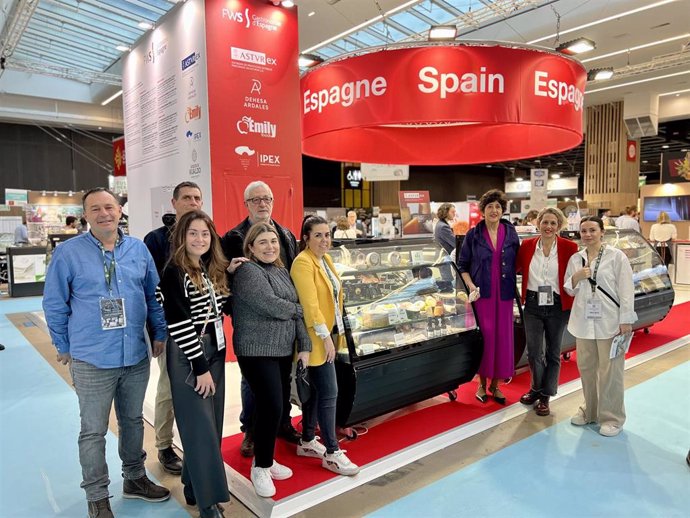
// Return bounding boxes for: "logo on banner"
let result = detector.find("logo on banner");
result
[181,51,201,71]
[251,79,262,95]
[258,153,280,167]
[144,39,168,65]
[245,79,268,110]
[236,116,276,138]
[189,147,201,178]
[185,130,202,142]
[221,7,282,32]
[235,145,255,170]
[185,105,201,123]
[188,76,197,100]
[231,46,277,72]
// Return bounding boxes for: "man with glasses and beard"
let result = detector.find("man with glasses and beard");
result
[221,181,301,457]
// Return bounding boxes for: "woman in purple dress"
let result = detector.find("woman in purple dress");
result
[458,190,519,405]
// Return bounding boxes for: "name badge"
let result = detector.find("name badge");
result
[214,319,225,351]
[585,298,603,320]
[538,285,554,306]
[99,297,126,330]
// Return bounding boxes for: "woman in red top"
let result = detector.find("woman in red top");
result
[516,208,578,416]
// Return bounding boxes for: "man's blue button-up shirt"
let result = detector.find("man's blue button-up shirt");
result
[43,230,167,368]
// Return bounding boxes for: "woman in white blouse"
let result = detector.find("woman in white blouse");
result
[649,211,677,266]
[564,216,637,437]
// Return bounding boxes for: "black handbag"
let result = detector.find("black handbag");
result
[295,359,311,405]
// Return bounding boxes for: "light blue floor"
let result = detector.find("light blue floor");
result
[369,361,690,518]
[0,298,185,518]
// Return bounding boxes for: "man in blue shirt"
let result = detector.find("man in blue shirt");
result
[43,188,170,518]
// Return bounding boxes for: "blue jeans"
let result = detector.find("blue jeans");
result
[301,360,339,453]
[523,291,568,397]
[70,357,150,501]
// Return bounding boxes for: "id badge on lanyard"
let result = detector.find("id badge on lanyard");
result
[203,272,225,351]
[99,242,125,330]
[213,319,225,351]
[585,297,603,319]
[538,285,554,306]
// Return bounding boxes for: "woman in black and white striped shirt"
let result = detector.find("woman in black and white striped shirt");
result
[158,210,232,518]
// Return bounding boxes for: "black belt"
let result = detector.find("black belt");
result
[526,289,560,298]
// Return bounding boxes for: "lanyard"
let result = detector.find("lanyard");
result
[97,238,119,295]
[199,269,220,336]
[537,238,556,283]
[587,245,605,294]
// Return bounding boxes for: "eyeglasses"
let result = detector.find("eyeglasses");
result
[246,196,273,205]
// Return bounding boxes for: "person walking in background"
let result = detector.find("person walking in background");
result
[333,216,358,239]
[649,211,677,267]
[231,222,311,498]
[516,208,578,416]
[13,215,29,244]
[458,190,519,405]
[564,216,637,437]
[43,188,170,518]
[523,210,539,228]
[434,203,456,254]
[291,216,360,477]
[157,210,231,518]
[63,215,79,233]
[616,206,640,232]
[221,180,301,458]
[144,181,204,475]
[346,210,364,237]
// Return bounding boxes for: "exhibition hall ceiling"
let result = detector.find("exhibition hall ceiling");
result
[0,0,688,172]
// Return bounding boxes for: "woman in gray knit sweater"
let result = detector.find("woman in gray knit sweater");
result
[231,222,311,498]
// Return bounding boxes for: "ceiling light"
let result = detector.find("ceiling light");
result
[308,11,315,17]
[586,70,690,94]
[556,162,563,165]
[581,33,690,63]
[68,191,73,196]
[41,190,46,196]
[682,149,688,152]
[138,21,153,30]
[281,0,294,7]
[659,88,690,96]
[642,160,648,164]
[101,90,123,106]
[53,191,58,197]
[428,25,457,41]
[298,53,323,67]
[551,174,561,179]
[587,68,614,81]
[556,38,595,55]
[516,177,524,182]
[116,45,130,52]
[662,145,669,148]
[529,1,675,45]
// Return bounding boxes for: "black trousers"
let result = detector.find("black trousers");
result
[168,334,229,508]
[237,355,293,468]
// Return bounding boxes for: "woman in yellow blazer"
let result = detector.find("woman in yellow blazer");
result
[290,215,359,477]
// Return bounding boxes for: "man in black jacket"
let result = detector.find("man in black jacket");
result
[221,180,301,457]
[144,181,203,475]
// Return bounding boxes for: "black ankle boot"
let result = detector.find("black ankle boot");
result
[183,485,196,506]
[199,504,224,518]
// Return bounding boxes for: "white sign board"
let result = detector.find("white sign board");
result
[361,163,409,181]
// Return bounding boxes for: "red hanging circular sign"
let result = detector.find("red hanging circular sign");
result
[301,43,586,165]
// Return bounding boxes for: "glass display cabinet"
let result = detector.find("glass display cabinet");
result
[326,239,483,428]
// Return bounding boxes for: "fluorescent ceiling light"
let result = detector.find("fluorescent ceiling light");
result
[281,0,294,7]
[581,33,690,63]
[528,0,676,45]
[138,21,153,30]
[429,25,457,41]
[659,88,690,96]
[585,70,690,94]
[551,174,561,179]
[557,38,595,55]
[308,11,315,17]
[116,45,130,52]
[515,177,524,181]
[101,90,123,106]
[662,145,670,148]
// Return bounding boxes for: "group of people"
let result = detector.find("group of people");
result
[43,181,359,518]
[452,190,636,433]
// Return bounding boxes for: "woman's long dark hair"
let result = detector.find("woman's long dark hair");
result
[170,210,229,295]
[299,215,329,251]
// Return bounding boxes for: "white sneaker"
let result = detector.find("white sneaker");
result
[322,449,360,476]
[269,460,293,480]
[599,424,622,437]
[570,411,591,426]
[250,466,276,498]
[297,438,327,459]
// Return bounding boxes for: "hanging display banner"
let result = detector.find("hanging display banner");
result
[399,191,432,237]
[204,0,302,235]
[530,168,548,209]
[301,43,586,165]
[361,163,410,181]
[661,151,690,183]
[113,136,126,177]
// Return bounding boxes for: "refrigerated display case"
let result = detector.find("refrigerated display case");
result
[321,239,483,428]
[513,228,675,366]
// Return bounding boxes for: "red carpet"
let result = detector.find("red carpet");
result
[221,301,690,500]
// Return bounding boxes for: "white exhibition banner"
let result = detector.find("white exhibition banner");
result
[361,163,410,181]
[530,168,548,210]
[122,0,212,238]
